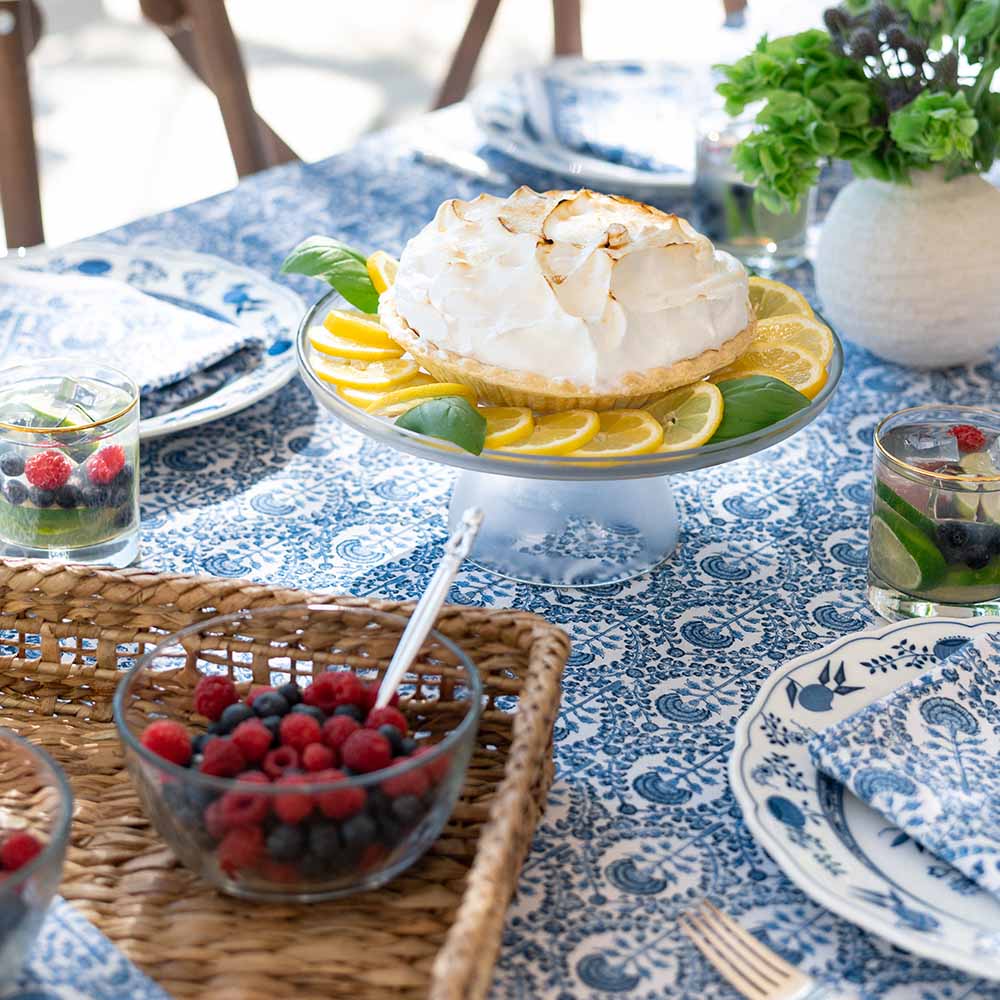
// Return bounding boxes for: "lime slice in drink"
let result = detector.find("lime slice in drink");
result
[870,508,946,591]
[875,480,937,539]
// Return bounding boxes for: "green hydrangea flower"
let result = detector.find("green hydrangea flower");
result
[889,91,979,162]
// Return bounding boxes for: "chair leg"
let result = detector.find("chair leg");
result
[183,0,269,177]
[0,0,43,248]
[433,0,502,110]
[552,0,582,56]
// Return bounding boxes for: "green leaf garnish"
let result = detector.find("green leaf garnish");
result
[395,397,487,455]
[280,236,380,314]
[709,375,811,442]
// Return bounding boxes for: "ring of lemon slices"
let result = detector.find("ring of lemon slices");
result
[305,260,834,459]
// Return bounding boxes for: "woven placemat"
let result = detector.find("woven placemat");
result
[0,560,569,1000]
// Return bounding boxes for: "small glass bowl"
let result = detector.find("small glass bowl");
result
[0,728,73,989]
[113,604,483,901]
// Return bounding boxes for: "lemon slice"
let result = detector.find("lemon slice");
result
[366,251,400,295]
[339,374,435,408]
[499,410,600,456]
[366,382,476,416]
[309,325,403,362]
[323,309,399,349]
[753,315,834,366]
[569,410,665,458]
[310,354,419,390]
[748,276,814,320]
[646,382,724,452]
[711,345,827,399]
[481,407,534,449]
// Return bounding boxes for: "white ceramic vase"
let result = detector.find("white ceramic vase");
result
[815,169,1000,368]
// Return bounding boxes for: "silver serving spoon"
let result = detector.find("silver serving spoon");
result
[375,507,484,710]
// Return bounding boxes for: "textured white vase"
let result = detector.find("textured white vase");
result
[815,169,1000,368]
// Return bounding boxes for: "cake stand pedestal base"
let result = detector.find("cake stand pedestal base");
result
[449,470,679,587]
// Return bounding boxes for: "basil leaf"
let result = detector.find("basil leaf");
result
[395,397,487,455]
[280,236,379,314]
[709,375,811,442]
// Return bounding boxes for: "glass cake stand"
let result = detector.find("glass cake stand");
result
[298,291,844,587]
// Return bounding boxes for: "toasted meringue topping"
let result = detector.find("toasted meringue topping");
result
[385,187,749,389]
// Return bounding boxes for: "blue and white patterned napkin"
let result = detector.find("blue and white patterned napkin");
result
[809,629,1000,900]
[0,266,265,418]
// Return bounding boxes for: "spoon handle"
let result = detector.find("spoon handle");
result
[374,507,484,710]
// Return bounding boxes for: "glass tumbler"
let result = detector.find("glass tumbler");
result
[869,404,1000,620]
[693,108,814,271]
[0,359,140,567]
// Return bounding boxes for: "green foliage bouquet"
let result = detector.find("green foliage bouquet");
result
[715,1,1000,212]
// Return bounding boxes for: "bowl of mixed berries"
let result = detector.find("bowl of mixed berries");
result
[113,604,483,901]
[0,728,73,989]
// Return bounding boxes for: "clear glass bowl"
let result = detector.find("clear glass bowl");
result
[0,728,73,989]
[113,605,483,901]
[0,358,140,568]
[869,404,1000,620]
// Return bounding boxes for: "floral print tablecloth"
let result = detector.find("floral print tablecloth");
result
[16,105,1000,999]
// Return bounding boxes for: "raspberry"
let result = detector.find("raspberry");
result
[279,712,322,752]
[341,730,392,774]
[359,843,387,872]
[301,742,334,772]
[220,784,269,827]
[381,765,429,799]
[23,450,72,491]
[313,769,365,820]
[199,739,246,777]
[84,445,126,485]
[262,746,299,779]
[140,719,192,766]
[302,673,340,714]
[329,671,365,708]
[365,706,408,736]
[203,799,228,840]
[274,774,313,824]
[321,714,359,754]
[1,832,42,871]
[361,680,398,714]
[414,745,451,784]
[218,825,263,875]
[258,859,299,884]
[193,675,238,721]
[231,719,273,763]
[949,424,987,453]
[246,685,275,707]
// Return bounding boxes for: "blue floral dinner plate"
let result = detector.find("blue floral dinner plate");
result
[471,58,696,195]
[9,242,303,440]
[730,617,1000,981]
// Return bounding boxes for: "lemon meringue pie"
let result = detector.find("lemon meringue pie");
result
[379,187,755,412]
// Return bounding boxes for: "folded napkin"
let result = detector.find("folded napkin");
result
[810,629,1000,899]
[518,63,693,175]
[0,266,265,418]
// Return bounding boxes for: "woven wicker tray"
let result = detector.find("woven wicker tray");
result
[0,560,569,1000]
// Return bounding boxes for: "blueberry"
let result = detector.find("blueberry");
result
[80,486,109,509]
[191,732,213,755]
[114,505,133,529]
[267,823,306,862]
[217,702,254,734]
[989,529,1000,557]
[291,704,326,726]
[299,852,331,879]
[966,545,991,570]
[252,691,290,718]
[0,453,24,477]
[206,721,226,736]
[378,724,404,756]
[185,784,218,813]
[938,521,971,550]
[0,896,27,936]
[28,487,55,507]
[333,704,363,722]
[308,820,343,860]
[277,681,301,706]
[391,795,424,826]
[340,813,377,852]
[2,480,27,505]
[55,484,81,508]
[260,714,282,742]
[399,737,418,757]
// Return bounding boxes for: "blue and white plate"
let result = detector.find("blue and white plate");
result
[471,59,696,196]
[731,617,1000,981]
[12,242,302,440]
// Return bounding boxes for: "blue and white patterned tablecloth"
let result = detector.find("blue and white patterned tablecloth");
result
[26,104,1000,999]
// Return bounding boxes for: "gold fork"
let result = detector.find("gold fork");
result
[680,901,842,1000]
